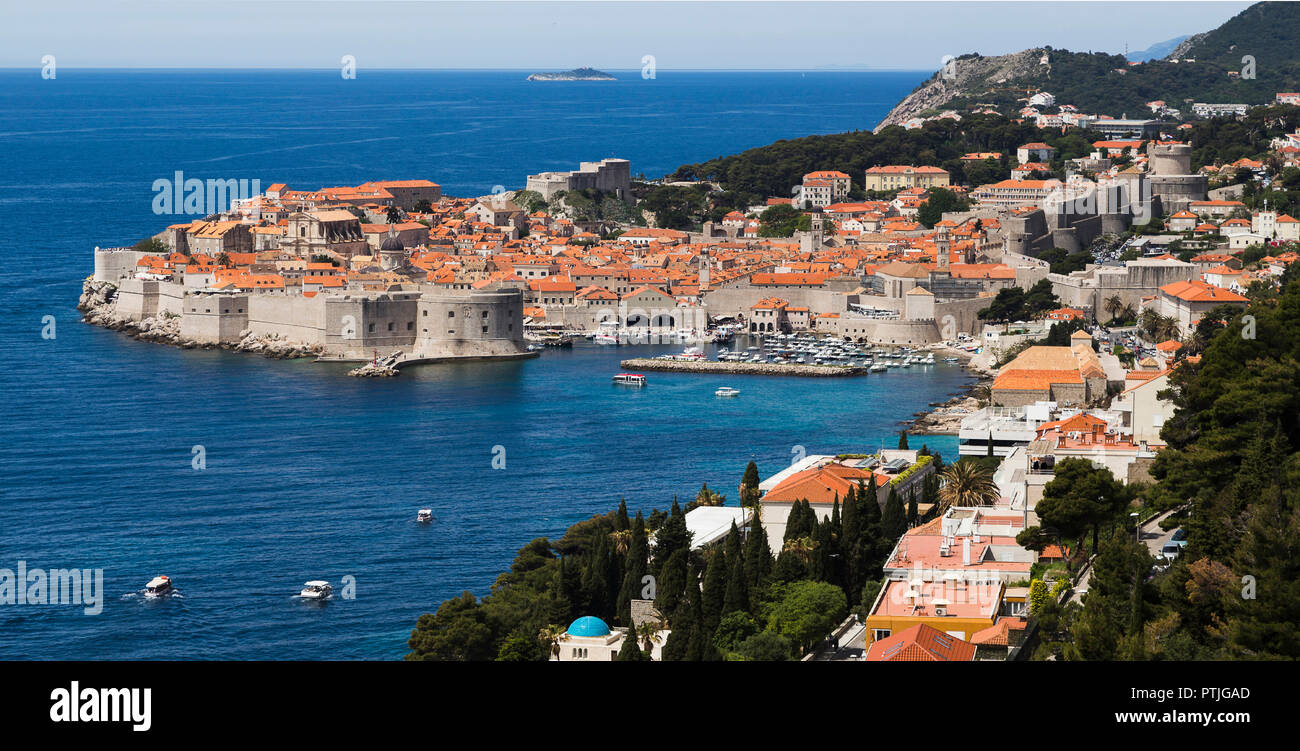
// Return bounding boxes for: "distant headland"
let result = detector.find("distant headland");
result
[526,67,615,81]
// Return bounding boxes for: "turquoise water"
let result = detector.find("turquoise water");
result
[0,69,973,660]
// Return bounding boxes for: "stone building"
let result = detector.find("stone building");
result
[282,209,368,258]
[525,158,631,200]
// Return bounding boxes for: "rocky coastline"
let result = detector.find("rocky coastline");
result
[78,278,321,360]
[903,344,994,435]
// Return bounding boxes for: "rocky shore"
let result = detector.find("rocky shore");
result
[78,278,321,360]
[619,358,864,377]
[905,346,994,435]
[347,363,399,377]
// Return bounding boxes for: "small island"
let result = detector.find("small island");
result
[526,67,615,81]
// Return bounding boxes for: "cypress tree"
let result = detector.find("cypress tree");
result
[651,498,691,577]
[655,547,688,618]
[743,505,772,592]
[842,484,863,606]
[740,460,761,507]
[723,554,749,615]
[582,532,611,619]
[898,431,909,450]
[615,498,630,531]
[616,632,645,661]
[701,547,727,635]
[616,512,649,621]
[882,485,907,541]
[907,487,919,526]
[724,522,743,565]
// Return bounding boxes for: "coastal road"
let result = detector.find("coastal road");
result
[1070,509,1180,604]
[811,620,867,661]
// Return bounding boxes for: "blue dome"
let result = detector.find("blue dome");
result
[567,616,611,637]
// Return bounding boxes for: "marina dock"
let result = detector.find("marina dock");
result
[619,358,865,377]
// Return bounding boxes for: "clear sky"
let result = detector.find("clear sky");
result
[4,1,1254,71]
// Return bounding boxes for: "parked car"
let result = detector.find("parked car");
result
[1170,528,1188,549]
[1160,542,1182,560]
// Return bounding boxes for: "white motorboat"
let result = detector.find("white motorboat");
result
[715,386,740,397]
[144,575,173,597]
[300,581,333,600]
[612,373,647,386]
[417,508,433,523]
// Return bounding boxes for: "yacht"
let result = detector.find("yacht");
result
[870,363,888,373]
[715,386,740,397]
[417,508,433,523]
[594,320,620,345]
[300,581,333,600]
[612,373,647,386]
[144,576,173,597]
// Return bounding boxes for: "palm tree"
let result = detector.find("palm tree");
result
[782,536,818,564]
[937,462,1000,510]
[608,530,631,556]
[538,624,566,661]
[1103,294,1123,323]
[1120,303,1137,324]
[636,620,663,658]
[694,483,726,507]
[971,383,993,408]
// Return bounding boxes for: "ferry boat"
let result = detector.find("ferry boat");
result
[612,373,647,386]
[300,581,333,600]
[417,508,433,523]
[715,386,740,397]
[144,576,173,597]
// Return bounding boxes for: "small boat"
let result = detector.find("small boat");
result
[144,576,173,597]
[300,581,333,600]
[612,373,647,386]
[417,509,433,523]
[594,333,619,345]
[715,386,740,397]
[944,356,959,363]
[870,364,887,373]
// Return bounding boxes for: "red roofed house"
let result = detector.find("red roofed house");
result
[1153,280,1248,337]
[864,623,977,662]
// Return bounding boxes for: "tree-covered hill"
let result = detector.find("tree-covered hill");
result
[668,113,1099,199]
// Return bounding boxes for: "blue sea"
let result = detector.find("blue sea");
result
[0,69,971,660]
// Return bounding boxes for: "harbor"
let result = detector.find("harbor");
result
[619,358,864,376]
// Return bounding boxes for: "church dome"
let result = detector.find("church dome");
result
[380,232,404,252]
[567,616,611,637]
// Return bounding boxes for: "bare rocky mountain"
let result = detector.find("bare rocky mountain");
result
[873,49,1050,132]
